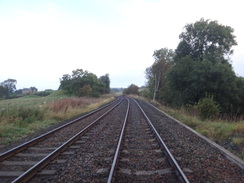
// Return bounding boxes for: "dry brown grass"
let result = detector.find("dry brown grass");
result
[47,97,115,121]
[49,97,103,113]
[233,122,244,133]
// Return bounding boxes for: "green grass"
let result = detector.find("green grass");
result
[0,91,114,146]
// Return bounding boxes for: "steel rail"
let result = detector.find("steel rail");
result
[107,98,130,183]
[0,97,120,161]
[132,98,190,183]
[11,98,123,183]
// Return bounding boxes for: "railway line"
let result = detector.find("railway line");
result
[0,97,243,182]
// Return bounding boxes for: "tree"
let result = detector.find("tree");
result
[167,19,240,116]
[0,85,8,99]
[2,79,17,95]
[99,74,110,94]
[0,79,17,99]
[167,57,237,108]
[123,84,139,95]
[145,48,173,101]
[59,69,110,97]
[175,18,237,62]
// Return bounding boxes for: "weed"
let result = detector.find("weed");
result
[232,137,244,145]
[197,95,220,120]
[233,123,244,132]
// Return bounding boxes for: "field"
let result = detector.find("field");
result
[0,90,114,146]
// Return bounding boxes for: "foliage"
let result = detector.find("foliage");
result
[0,79,17,99]
[35,91,51,97]
[123,84,139,95]
[197,95,220,120]
[175,18,237,62]
[59,69,110,97]
[0,106,44,126]
[99,74,110,94]
[145,48,173,101]
[167,56,238,108]
[144,18,244,118]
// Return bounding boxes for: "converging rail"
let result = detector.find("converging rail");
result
[107,98,189,183]
[0,97,123,183]
[107,98,130,183]
[132,98,189,183]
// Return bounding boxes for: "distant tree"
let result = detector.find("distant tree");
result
[59,69,109,97]
[145,48,173,101]
[0,85,8,99]
[0,79,17,98]
[99,74,110,94]
[30,87,38,93]
[123,84,139,95]
[2,79,17,95]
[78,84,93,97]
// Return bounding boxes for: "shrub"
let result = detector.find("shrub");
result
[0,107,44,125]
[35,91,51,97]
[18,107,44,123]
[197,95,220,120]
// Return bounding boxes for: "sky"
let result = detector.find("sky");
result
[0,0,243,91]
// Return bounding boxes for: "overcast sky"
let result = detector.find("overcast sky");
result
[0,0,243,91]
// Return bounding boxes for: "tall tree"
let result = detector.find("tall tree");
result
[175,18,237,62]
[123,84,139,95]
[0,79,17,98]
[168,19,239,115]
[146,48,173,101]
[99,74,110,94]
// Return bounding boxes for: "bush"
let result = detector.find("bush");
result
[35,91,51,97]
[197,95,220,120]
[18,107,44,123]
[0,107,44,125]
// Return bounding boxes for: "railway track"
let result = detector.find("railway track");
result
[108,98,189,183]
[1,97,243,182]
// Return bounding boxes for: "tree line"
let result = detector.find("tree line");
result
[0,69,110,99]
[59,69,110,97]
[145,18,244,119]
